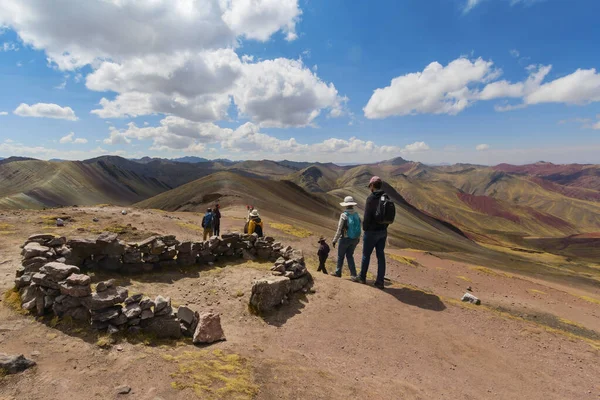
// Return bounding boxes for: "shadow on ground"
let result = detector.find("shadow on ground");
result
[261,292,311,327]
[384,287,446,312]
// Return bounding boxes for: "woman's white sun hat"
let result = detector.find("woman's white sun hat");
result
[250,209,260,217]
[340,196,357,207]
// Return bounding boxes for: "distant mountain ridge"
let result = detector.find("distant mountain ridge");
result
[1,155,600,249]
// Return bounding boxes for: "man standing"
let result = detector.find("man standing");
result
[355,176,390,289]
[201,208,215,241]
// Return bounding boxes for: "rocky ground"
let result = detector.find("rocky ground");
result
[0,206,599,399]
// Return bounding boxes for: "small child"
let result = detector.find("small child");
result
[317,236,330,274]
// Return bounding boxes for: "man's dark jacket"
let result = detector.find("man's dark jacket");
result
[363,190,388,232]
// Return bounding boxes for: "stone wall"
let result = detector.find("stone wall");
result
[12,231,313,340]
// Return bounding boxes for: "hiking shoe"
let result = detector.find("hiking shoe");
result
[330,272,341,278]
[374,281,385,290]
[350,276,366,284]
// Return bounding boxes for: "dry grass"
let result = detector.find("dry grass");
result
[388,254,420,268]
[177,221,204,232]
[571,294,600,306]
[163,349,258,399]
[0,222,16,235]
[456,275,472,282]
[2,288,27,315]
[469,266,514,278]
[269,223,312,238]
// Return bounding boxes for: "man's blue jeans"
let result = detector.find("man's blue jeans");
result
[335,237,359,277]
[359,230,387,284]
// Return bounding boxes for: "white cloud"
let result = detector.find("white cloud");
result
[464,0,545,12]
[59,132,88,144]
[364,57,498,118]
[403,141,430,153]
[526,68,600,105]
[509,49,520,58]
[0,141,124,160]
[464,0,483,13]
[104,128,132,145]
[0,0,346,129]
[476,144,490,151]
[0,111,8,116]
[366,59,600,117]
[14,103,77,121]
[0,0,300,70]
[108,116,429,160]
[233,58,345,127]
[1,42,18,51]
[219,0,301,42]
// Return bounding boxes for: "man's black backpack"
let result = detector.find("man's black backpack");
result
[375,193,396,225]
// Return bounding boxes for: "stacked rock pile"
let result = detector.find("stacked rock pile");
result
[249,249,314,314]
[18,232,297,276]
[12,231,314,340]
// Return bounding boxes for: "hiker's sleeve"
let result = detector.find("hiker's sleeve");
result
[248,220,255,234]
[332,213,345,243]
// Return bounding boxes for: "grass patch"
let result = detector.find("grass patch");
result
[456,275,472,282]
[177,222,203,232]
[469,266,514,278]
[388,254,420,268]
[2,288,27,315]
[527,289,547,295]
[235,290,244,298]
[269,223,312,238]
[576,295,600,306]
[0,222,16,235]
[103,224,129,234]
[163,349,259,399]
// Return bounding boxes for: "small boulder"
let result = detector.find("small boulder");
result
[154,295,170,313]
[66,273,91,286]
[0,354,36,374]
[461,292,481,305]
[39,262,80,282]
[140,309,154,320]
[192,312,225,345]
[177,306,196,325]
[116,385,131,395]
[21,242,51,260]
[83,286,128,310]
[123,303,142,319]
[142,315,181,339]
[59,281,92,298]
[96,279,115,292]
[249,276,291,314]
[124,294,143,305]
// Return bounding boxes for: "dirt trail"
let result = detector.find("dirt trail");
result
[0,206,599,399]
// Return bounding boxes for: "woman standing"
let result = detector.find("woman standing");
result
[331,196,361,278]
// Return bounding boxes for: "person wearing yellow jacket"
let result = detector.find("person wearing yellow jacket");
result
[247,209,264,237]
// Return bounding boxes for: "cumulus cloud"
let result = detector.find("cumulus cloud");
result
[104,128,132,145]
[0,141,124,160]
[0,0,300,70]
[107,116,429,160]
[366,58,600,117]
[0,111,8,116]
[14,103,77,121]
[0,0,347,128]
[233,58,345,127]
[59,132,87,144]
[464,0,545,12]
[219,0,301,41]
[476,144,490,151]
[364,57,498,118]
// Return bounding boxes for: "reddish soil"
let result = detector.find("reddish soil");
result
[0,206,599,400]
[530,177,600,202]
[457,192,521,223]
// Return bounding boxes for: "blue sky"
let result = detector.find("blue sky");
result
[0,0,599,164]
